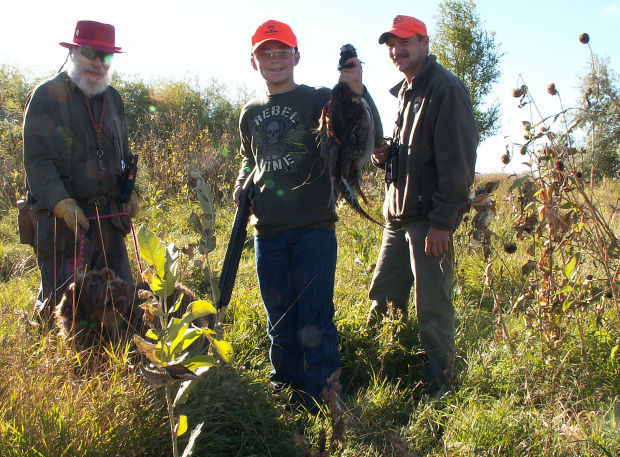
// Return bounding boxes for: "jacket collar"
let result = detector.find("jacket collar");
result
[389,54,438,97]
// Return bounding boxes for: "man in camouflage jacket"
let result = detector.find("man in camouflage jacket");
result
[22,20,138,322]
[369,15,478,396]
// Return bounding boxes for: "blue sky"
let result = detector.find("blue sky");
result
[2,0,619,173]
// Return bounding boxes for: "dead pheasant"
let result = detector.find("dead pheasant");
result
[318,44,380,225]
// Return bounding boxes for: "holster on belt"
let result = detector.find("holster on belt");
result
[17,197,34,246]
[108,198,132,236]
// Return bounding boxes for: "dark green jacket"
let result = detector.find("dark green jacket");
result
[23,72,131,211]
[236,84,383,237]
[375,55,478,231]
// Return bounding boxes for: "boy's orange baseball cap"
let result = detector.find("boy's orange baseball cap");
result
[378,15,427,44]
[251,19,297,52]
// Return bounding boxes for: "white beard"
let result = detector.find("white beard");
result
[67,54,111,97]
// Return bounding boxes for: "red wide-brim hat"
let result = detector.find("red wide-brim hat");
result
[60,20,123,53]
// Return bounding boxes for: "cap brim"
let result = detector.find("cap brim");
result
[378,29,417,44]
[59,42,123,53]
[252,38,297,52]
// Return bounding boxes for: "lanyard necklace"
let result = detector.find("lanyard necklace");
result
[83,94,106,170]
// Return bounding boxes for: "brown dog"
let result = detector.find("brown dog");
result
[54,268,133,351]
[54,267,214,355]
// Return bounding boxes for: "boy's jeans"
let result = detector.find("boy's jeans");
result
[255,228,339,405]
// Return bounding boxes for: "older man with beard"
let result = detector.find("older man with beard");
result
[22,20,139,324]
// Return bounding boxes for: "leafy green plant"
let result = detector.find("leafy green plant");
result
[133,223,233,457]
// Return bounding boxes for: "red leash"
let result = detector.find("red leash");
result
[76,211,144,275]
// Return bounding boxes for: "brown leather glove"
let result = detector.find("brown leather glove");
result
[53,198,89,234]
[122,191,140,218]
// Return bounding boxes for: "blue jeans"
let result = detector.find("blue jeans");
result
[255,228,339,405]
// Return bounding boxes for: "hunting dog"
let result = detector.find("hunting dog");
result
[54,268,133,351]
[54,268,214,353]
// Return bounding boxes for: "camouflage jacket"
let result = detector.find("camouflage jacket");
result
[23,72,131,211]
[376,55,478,231]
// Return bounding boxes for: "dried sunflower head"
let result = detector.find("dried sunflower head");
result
[504,243,518,254]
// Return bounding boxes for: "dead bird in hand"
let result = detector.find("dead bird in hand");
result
[318,44,381,226]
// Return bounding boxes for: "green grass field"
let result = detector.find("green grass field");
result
[0,173,618,457]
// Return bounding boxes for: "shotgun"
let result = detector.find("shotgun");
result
[216,169,255,311]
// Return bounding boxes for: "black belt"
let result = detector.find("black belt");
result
[78,195,115,208]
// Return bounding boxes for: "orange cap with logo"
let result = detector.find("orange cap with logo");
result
[251,19,298,52]
[378,15,427,44]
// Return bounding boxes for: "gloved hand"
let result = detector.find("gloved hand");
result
[53,198,89,234]
[122,190,140,218]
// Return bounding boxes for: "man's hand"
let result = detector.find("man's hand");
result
[425,226,450,256]
[372,141,390,164]
[53,198,89,234]
[122,191,140,218]
[338,57,364,95]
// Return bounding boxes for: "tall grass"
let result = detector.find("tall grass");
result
[0,172,617,456]
[0,62,617,457]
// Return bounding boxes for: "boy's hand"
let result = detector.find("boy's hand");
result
[233,186,255,214]
[338,57,363,95]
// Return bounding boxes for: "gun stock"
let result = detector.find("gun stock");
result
[216,169,255,310]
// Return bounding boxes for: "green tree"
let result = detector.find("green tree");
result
[572,56,620,178]
[110,75,153,137]
[431,0,502,139]
[0,64,33,208]
[0,64,33,120]
[110,73,247,196]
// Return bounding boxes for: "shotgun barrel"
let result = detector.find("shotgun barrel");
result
[216,169,255,310]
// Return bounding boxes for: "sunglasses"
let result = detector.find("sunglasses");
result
[255,48,296,60]
[79,47,113,65]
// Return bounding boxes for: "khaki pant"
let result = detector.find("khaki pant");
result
[368,220,455,394]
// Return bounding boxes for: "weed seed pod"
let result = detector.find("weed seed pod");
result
[579,33,590,44]
[554,160,565,172]
[547,83,558,96]
[512,84,528,98]
[504,243,517,254]
[501,153,511,165]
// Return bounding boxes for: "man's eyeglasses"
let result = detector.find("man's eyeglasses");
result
[80,47,113,65]
[255,48,296,60]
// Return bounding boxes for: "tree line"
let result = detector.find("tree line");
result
[1,0,618,213]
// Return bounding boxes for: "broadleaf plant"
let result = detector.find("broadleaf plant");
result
[133,218,231,457]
